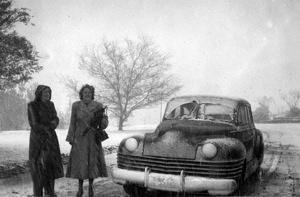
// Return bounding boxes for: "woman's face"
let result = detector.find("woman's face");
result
[82,87,92,104]
[41,88,51,102]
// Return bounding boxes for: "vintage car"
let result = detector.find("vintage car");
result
[111,95,264,196]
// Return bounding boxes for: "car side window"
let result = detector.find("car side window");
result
[246,106,253,125]
[238,105,248,125]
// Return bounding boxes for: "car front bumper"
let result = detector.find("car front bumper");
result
[111,167,237,195]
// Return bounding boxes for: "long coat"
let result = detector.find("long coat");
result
[66,100,108,179]
[28,100,64,180]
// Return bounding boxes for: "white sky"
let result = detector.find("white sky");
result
[13,0,300,120]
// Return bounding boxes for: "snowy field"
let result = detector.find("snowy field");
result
[0,123,300,163]
[256,123,300,149]
[0,125,156,163]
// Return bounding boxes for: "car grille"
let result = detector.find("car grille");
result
[117,153,244,180]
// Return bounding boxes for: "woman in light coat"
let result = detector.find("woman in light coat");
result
[66,84,108,197]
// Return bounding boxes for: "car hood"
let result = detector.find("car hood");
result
[143,120,236,159]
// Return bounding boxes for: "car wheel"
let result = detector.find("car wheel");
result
[123,184,146,197]
[253,165,261,177]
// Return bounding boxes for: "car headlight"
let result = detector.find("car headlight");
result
[125,138,139,152]
[202,143,217,159]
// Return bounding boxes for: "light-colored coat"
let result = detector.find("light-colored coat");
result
[66,100,108,179]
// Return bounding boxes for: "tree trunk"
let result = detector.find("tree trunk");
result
[118,116,124,131]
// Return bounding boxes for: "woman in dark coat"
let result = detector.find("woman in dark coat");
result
[27,85,64,197]
[66,84,108,197]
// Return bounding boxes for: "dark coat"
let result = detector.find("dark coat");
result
[28,99,64,180]
[66,100,108,179]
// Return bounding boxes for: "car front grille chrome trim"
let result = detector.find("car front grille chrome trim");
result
[111,167,237,195]
[180,170,185,192]
[144,167,150,188]
[118,153,244,179]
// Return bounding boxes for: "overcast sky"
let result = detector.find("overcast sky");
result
[14,0,300,120]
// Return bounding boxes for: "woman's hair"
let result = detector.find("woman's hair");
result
[79,84,95,100]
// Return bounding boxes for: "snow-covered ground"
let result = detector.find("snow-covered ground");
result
[256,123,300,149]
[0,125,156,163]
[0,123,300,163]
[0,123,300,196]
[0,124,157,196]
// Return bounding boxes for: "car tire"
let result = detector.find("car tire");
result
[123,184,146,197]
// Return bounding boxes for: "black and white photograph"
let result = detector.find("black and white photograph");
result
[0,0,299,196]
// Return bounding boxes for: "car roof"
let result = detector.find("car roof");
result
[168,95,250,108]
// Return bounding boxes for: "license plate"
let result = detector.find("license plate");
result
[148,174,181,192]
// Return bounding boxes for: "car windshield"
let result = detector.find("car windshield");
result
[164,99,234,123]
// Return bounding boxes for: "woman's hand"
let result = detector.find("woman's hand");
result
[40,126,51,141]
[50,120,57,130]
[82,126,97,136]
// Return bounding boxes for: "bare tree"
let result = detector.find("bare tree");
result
[253,96,274,122]
[79,38,181,130]
[281,90,300,109]
[62,76,81,99]
[258,96,274,108]
[59,76,82,127]
[281,90,300,117]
